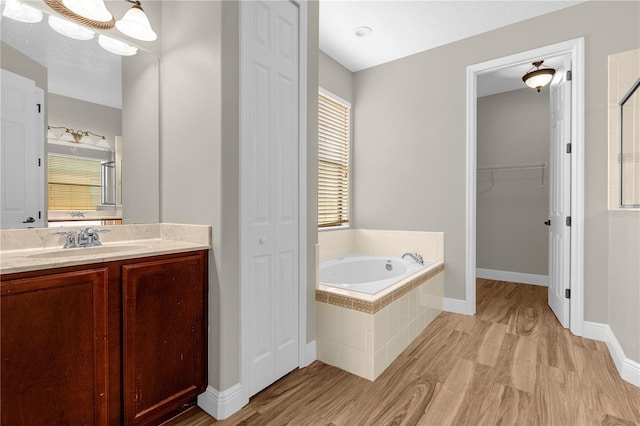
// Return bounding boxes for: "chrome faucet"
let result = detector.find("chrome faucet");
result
[401,252,424,265]
[77,228,110,247]
[53,231,77,249]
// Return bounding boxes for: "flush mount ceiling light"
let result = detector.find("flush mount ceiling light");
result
[354,26,372,38]
[48,14,95,40]
[43,0,114,29]
[98,34,138,56]
[2,0,43,23]
[116,0,156,41]
[522,60,556,92]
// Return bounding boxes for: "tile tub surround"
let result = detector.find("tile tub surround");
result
[0,223,212,274]
[316,268,444,381]
[318,229,444,261]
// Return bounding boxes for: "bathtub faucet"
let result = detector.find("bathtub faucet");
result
[402,252,424,265]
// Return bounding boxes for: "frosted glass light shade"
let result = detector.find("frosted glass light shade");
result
[61,0,112,22]
[48,15,95,40]
[116,4,156,41]
[2,0,43,23]
[98,35,138,56]
[523,70,555,92]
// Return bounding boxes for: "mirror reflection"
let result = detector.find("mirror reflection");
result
[0,2,159,229]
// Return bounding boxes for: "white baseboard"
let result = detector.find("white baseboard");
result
[476,268,549,287]
[197,383,243,420]
[583,321,640,387]
[302,340,317,367]
[443,297,472,315]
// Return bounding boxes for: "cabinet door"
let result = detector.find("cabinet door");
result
[122,254,207,425]
[1,269,109,425]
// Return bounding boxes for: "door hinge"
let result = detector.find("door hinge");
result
[38,211,41,219]
[566,143,572,154]
[565,289,571,299]
[566,216,572,227]
[36,103,41,113]
[567,70,572,81]
[38,158,41,167]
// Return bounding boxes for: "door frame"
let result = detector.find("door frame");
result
[238,0,309,407]
[465,38,585,336]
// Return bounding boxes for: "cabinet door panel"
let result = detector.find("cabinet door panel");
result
[1,269,109,425]
[122,254,206,425]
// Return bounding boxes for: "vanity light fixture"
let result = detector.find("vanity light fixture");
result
[2,0,43,23]
[522,60,556,92]
[48,125,106,144]
[98,34,138,56]
[115,0,156,41]
[48,14,95,40]
[43,0,114,29]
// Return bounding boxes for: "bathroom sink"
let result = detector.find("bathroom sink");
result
[27,245,149,259]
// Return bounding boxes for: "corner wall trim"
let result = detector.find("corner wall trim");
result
[197,383,243,420]
[443,297,472,315]
[583,321,640,387]
[302,340,317,368]
[476,268,549,287]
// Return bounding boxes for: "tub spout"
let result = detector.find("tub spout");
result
[402,252,424,265]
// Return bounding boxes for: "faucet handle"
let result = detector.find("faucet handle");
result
[52,230,77,248]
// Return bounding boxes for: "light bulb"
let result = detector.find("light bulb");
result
[115,4,156,41]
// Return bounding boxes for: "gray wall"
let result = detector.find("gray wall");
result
[48,93,122,146]
[1,41,47,90]
[159,0,319,392]
[122,52,160,224]
[351,0,639,338]
[477,88,549,276]
[608,213,640,361]
[319,50,354,103]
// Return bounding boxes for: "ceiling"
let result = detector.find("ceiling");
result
[319,1,584,78]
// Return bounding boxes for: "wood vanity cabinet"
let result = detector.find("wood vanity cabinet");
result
[0,250,208,426]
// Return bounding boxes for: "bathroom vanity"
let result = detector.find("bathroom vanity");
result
[0,224,211,425]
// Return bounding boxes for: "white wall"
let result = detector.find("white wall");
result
[477,88,549,276]
[351,1,639,332]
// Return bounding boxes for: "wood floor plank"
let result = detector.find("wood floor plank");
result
[165,279,640,426]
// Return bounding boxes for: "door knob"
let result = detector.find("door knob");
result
[22,217,35,223]
[544,220,551,226]
[259,237,267,244]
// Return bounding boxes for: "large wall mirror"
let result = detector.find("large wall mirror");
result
[1,0,160,229]
[620,78,640,208]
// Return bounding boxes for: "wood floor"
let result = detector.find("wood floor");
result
[165,279,640,426]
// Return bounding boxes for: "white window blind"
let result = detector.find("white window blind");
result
[318,90,350,228]
[48,155,101,210]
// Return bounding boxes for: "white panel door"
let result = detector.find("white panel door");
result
[548,61,571,328]
[1,69,43,229]
[242,0,299,398]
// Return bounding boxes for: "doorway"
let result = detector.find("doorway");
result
[465,38,586,336]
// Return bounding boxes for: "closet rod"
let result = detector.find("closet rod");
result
[477,162,547,172]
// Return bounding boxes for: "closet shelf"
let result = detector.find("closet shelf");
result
[477,162,547,172]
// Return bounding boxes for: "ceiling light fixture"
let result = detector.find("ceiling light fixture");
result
[522,60,556,93]
[43,0,114,29]
[48,14,95,40]
[98,34,138,56]
[354,26,372,38]
[116,0,156,41]
[48,125,106,144]
[2,0,43,23]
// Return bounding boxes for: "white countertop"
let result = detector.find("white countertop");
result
[0,223,211,275]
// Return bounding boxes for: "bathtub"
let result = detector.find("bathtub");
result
[319,254,437,295]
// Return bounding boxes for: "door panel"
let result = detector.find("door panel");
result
[1,69,42,229]
[242,0,299,398]
[548,59,571,328]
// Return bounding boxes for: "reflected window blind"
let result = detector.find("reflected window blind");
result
[318,90,350,228]
[48,155,101,210]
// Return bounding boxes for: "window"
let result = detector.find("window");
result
[318,89,351,228]
[48,155,102,210]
